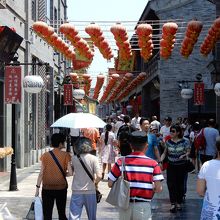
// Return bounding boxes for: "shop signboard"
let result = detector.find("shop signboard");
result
[194,82,204,105]
[4,66,21,104]
[63,84,73,105]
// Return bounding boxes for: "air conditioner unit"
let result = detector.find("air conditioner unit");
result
[0,0,6,9]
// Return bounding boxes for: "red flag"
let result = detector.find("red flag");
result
[63,84,73,105]
[194,82,204,105]
[4,66,21,104]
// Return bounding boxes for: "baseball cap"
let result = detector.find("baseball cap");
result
[129,131,148,144]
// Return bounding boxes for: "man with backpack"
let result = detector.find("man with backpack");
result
[197,119,219,164]
[117,115,136,156]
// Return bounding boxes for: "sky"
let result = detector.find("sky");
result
[67,0,148,83]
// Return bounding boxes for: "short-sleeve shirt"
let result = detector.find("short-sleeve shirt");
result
[145,133,158,160]
[40,148,71,190]
[81,128,100,150]
[71,153,101,194]
[108,152,164,202]
[198,160,220,220]
[165,138,191,165]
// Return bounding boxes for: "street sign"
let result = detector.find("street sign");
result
[194,82,204,105]
[4,66,21,104]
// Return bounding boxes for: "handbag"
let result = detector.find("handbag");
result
[194,128,206,151]
[186,159,195,173]
[49,151,68,188]
[26,201,35,220]
[106,157,130,210]
[77,155,102,203]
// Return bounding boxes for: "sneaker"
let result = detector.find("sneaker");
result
[176,204,182,211]
[170,204,176,213]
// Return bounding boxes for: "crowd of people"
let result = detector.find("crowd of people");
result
[35,113,220,220]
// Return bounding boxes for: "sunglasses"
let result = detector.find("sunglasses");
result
[170,130,176,133]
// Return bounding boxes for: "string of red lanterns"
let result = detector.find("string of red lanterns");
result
[93,74,105,100]
[99,74,119,103]
[110,23,132,61]
[85,23,114,60]
[160,22,178,59]
[32,21,76,61]
[200,17,220,56]
[115,72,147,101]
[107,73,133,102]
[180,20,203,58]
[136,24,154,61]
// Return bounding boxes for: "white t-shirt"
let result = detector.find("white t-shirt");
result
[70,128,80,137]
[131,117,141,130]
[160,125,171,140]
[150,120,161,131]
[198,159,220,220]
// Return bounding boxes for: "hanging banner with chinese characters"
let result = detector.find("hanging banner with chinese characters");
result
[4,66,21,104]
[63,84,73,105]
[194,82,205,105]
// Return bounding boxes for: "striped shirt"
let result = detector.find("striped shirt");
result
[108,152,164,202]
[165,138,191,165]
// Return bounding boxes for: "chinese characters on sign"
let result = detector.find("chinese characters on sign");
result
[4,66,21,104]
[194,82,204,105]
[64,84,73,105]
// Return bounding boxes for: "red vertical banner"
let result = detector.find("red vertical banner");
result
[63,84,73,105]
[194,82,205,105]
[4,66,21,104]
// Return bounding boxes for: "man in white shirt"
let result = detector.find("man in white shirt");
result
[131,113,141,130]
[160,116,172,141]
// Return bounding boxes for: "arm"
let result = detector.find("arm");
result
[196,178,206,197]
[35,163,44,197]
[153,181,163,193]
[154,147,161,162]
[160,146,167,161]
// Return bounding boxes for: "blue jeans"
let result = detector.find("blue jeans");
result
[69,193,97,220]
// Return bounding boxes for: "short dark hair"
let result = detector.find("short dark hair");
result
[51,133,66,148]
[130,142,147,151]
[140,117,149,126]
[208,118,216,127]
[170,124,183,138]
[124,115,130,123]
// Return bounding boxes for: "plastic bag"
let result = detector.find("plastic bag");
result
[34,197,43,220]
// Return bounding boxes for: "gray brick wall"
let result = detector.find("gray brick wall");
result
[150,0,216,121]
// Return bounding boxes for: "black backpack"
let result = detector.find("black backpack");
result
[118,124,135,143]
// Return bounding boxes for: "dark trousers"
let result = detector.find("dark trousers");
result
[167,163,187,204]
[200,154,214,164]
[42,188,67,220]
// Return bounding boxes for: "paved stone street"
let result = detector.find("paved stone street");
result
[0,163,203,220]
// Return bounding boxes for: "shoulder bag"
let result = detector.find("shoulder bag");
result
[76,155,102,203]
[49,151,68,188]
[106,156,130,210]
